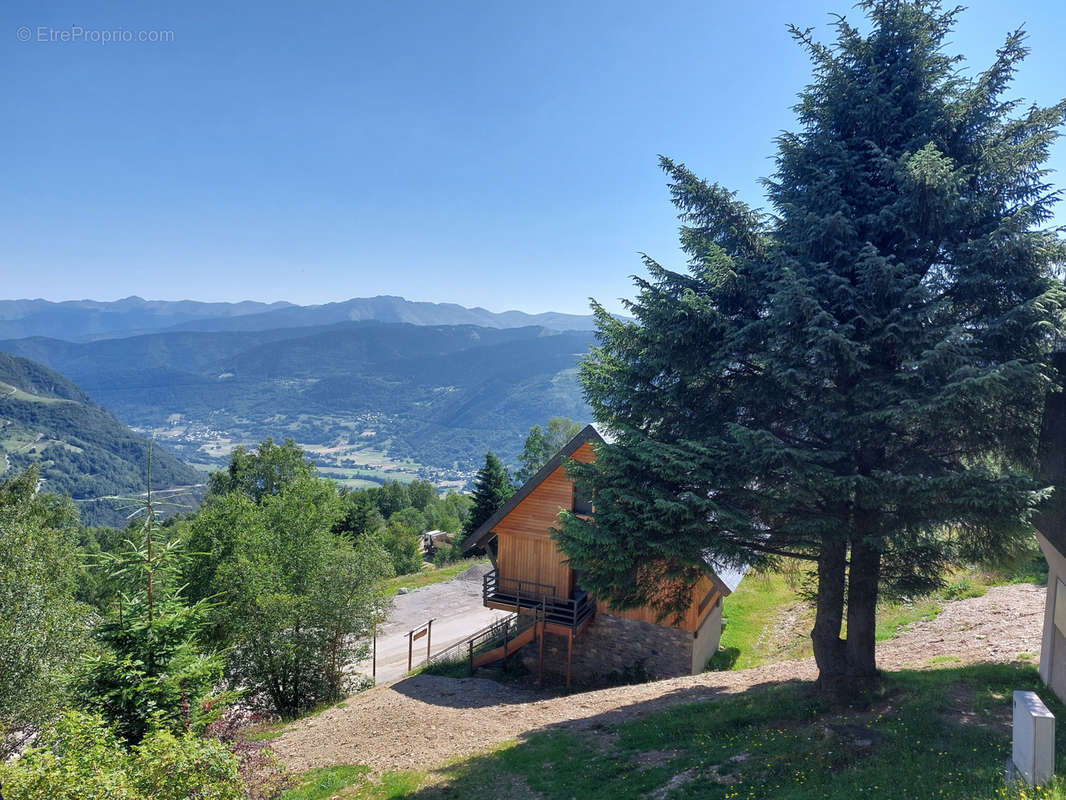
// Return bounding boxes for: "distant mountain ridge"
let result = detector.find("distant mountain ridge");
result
[0,296,294,342]
[0,295,603,342]
[0,352,203,525]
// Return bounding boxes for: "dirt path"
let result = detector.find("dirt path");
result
[273,583,1046,775]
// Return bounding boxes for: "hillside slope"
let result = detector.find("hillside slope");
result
[0,352,203,525]
[164,295,602,334]
[272,583,1044,777]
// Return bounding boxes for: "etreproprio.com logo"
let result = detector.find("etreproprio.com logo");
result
[16,25,174,44]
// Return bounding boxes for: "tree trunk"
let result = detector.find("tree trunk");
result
[844,534,881,686]
[811,533,847,692]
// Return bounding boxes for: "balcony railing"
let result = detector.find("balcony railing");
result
[482,569,595,631]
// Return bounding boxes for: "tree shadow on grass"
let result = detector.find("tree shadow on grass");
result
[401,663,1058,800]
[400,675,818,798]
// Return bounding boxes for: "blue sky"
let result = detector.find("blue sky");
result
[3,1,1064,316]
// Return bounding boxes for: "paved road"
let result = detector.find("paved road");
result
[356,565,509,684]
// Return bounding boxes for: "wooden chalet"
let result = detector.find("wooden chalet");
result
[462,424,745,685]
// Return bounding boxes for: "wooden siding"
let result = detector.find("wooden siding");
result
[606,575,721,633]
[496,534,572,598]
[491,438,717,632]
[493,441,596,596]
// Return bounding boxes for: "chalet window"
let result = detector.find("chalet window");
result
[572,483,594,516]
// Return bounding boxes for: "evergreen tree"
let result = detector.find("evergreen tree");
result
[557,1,1065,694]
[463,452,514,537]
[80,450,224,743]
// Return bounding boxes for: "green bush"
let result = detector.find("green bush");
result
[380,520,423,575]
[936,576,986,602]
[0,711,243,800]
[432,540,464,566]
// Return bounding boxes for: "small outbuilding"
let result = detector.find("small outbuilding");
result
[1034,352,1066,701]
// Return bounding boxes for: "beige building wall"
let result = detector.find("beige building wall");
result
[691,599,724,673]
[1037,533,1066,703]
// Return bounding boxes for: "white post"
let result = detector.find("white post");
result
[1013,690,1055,786]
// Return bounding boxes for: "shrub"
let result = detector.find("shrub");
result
[0,711,244,800]
[204,710,294,800]
[381,520,423,575]
[432,541,464,566]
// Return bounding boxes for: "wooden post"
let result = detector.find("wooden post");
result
[537,612,545,688]
[407,629,414,673]
[566,631,574,689]
[372,626,377,680]
[426,619,433,665]
[468,639,474,676]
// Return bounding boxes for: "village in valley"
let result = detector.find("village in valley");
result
[3,1,1066,799]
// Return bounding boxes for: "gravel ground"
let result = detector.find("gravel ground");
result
[272,582,1046,775]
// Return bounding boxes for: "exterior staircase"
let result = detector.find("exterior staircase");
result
[426,609,542,674]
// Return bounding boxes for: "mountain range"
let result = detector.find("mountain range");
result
[0,296,603,342]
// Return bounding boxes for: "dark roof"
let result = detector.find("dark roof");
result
[460,424,604,552]
[1035,351,1066,555]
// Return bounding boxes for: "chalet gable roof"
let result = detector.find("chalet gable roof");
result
[460,423,604,553]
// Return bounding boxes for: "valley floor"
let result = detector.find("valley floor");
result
[273,582,1045,777]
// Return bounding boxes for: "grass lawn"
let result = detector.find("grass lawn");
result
[382,559,487,595]
[714,565,1042,672]
[714,571,809,670]
[279,662,1066,799]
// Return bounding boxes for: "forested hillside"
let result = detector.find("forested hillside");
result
[0,352,203,524]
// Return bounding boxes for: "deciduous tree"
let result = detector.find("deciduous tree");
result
[0,466,86,758]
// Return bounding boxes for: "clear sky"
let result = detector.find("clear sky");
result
[3,0,1064,316]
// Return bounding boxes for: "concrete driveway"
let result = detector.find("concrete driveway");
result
[356,564,509,684]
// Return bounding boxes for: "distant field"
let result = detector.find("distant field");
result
[0,381,72,406]
[141,422,440,486]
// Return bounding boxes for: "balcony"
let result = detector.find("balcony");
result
[482,569,595,633]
